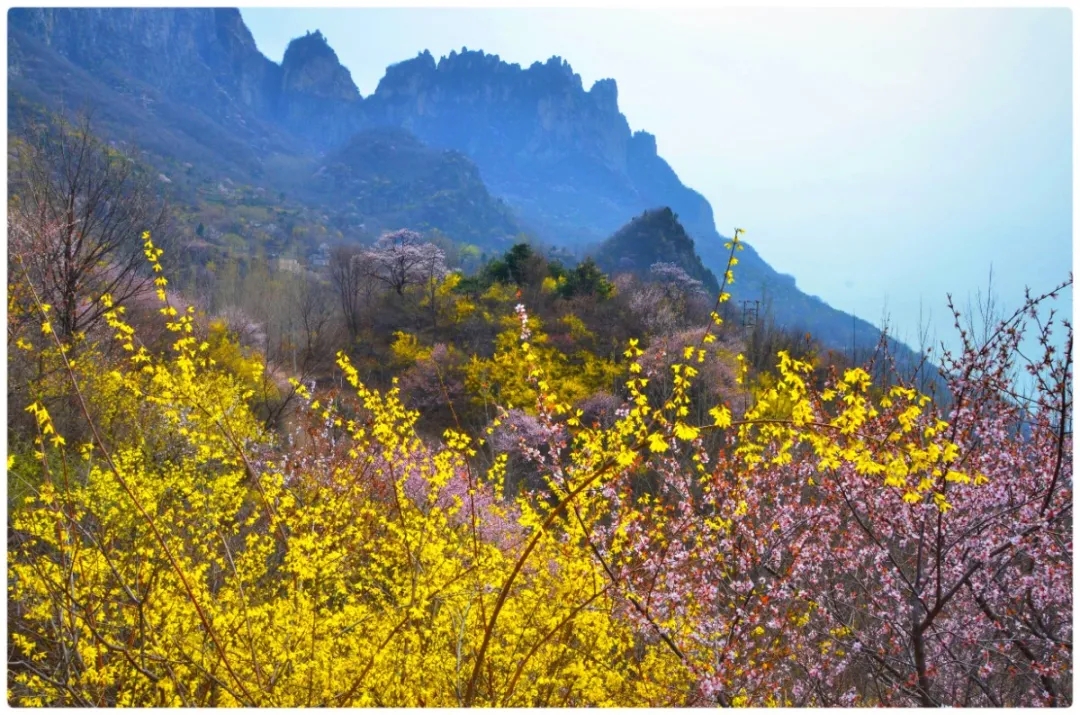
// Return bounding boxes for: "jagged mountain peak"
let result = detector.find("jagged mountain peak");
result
[375,51,438,98]
[281,29,360,102]
[365,47,631,172]
[628,130,658,156]
[283,29,335,63]
[376,49,593,97]
[525,55,585,92]
[440,47,509,69]
[589,78,619,110]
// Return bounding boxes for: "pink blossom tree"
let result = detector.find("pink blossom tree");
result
[502,279,1071,706]
[362,228,447,296]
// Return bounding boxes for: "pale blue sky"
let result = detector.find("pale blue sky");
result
[242,7,1072,355]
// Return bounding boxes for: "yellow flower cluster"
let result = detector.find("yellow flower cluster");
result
[8,231,981,706]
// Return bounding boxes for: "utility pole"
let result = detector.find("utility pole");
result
[851,314,856,365]
[740,299,759,333]
[740,299,759,416]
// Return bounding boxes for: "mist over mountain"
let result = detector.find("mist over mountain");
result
[8,6,907,358]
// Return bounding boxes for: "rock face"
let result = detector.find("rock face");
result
[278,31,364,148]
[8,7,297,175]
[8,8,363,151]
[281,31,359,102]
[9,8,282,131]
[363,50,637,243]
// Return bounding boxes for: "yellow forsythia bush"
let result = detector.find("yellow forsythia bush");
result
[11,232,1009,706]
[8,234,691,707]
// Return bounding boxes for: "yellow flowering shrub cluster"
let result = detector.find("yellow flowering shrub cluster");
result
[8,231,989,706]
[464,314,622,413]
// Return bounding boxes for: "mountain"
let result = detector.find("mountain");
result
[363,51,638,245]
[276,30,365,149]
[359,48,899,355]
[7,8,363,154]
[7,7,906,358]
[8,9,287,180]
[7,8,522,251]
[594,208,721,297]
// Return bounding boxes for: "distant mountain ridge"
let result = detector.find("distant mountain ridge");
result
[362,48,725,258]
[357,47,896,354]
[8,6,907,358]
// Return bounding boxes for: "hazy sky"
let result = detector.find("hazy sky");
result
[241,7,1072,353]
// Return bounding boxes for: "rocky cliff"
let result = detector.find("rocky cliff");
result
[277,30,364,148]
[363,50,638,242]
[8,8,295,176]
[9,8,282,134]
[361,49,732,256]
[8,8,365,153]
